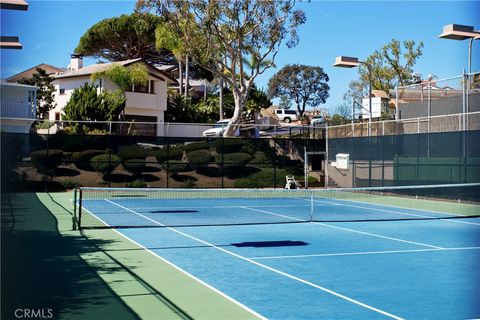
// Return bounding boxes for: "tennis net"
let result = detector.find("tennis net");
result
[74,183,480,229]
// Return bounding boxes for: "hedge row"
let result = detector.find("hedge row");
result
[155,146,184,163]
[118,146,147,160]
[90,154,121,174]
[30,149,63,171]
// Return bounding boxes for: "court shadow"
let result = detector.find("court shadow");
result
[142,166,161,173]
[55,167,81,177]
[231,240,309,248]
[140,174,160,182]
[104,174,135,183]
[1,193,169,320]
[171,174,198,182]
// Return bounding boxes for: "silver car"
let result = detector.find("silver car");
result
[202,119,231,137]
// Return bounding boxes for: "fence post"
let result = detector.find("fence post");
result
[325,124,329,189]
[221,136,224,189]
[462,69,467,131]
[395,86,399,120]
[166,137,170,188]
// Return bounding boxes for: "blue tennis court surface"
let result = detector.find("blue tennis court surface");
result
[79,190,480,319]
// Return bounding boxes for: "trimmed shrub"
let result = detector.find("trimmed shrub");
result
[216,152,254,177]
[90,154,121,174]
[126,180,147,188]
[30,149,63,171]
[118,146,147,161]
[187,149,213,170]
[155,146,184,163]
[184,141,209,153]
[249,151,272,167]
[234,169,287,188]
[62,179,80,189]
[123,158,146,176]
[160,161,190,174]
[213,139,244,154]
[241,139,265,155]
[216,152,252,165]
[72,150,105,170]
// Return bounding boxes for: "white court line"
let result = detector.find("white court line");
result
[314,198,480,226]
[87,201,267,320]
[105,199,405,320]
[249,247,480,260]
[120,204,309,210]
[241,206,443,249]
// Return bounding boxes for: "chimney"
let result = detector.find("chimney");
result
[70,54,83,70]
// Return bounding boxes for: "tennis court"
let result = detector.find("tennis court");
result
[76,184,480,319]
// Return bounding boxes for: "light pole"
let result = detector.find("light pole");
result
[333,56,373,136]
[439,24,480,77]
[439,24,480,120]
[333,56,374,187]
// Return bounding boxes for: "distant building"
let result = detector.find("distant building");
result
[155,64,211,99]
[6,63,65,82]
[0,81,37,133]
[361,90,393,119]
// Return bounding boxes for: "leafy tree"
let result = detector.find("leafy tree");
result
[194,84,270,122]
[268,64,329,115]
[91,63,149,91]
[17,68,56,119]
[344,39,423,104]
[244,84,271,113]
[75,13,174,64]
[138,0,306,136]
[63,83,125,133]
[331,102,352,121]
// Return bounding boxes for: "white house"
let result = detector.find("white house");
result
[50,55,176,136]
[0,81,37,133]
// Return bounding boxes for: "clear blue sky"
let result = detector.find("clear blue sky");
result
[1,0,479,113]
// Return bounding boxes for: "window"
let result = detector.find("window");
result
[133,83,149,93]
[285,110,297,115]
[59,88,65,95]
[55,112,61,121]
[149,80,155,94]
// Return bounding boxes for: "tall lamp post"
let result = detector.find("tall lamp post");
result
[439,24,480,121]
[333,56,374,186]
[333,56,373,136]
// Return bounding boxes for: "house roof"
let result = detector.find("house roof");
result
[6,63,65,82]
[371,90,390,99]
[1,80,37,89]
[55,58,177,83]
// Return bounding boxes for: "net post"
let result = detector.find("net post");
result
[310,191,314,222]
[77,188,83,230]
[72,187,77,230]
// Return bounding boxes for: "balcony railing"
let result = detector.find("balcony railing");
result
[0,102,35,119]
[125,91,158,110]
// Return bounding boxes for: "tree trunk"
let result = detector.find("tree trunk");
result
[223,92,243,137]
[178,60,183,96]
[219,77,224,120]
[184,55,190,99]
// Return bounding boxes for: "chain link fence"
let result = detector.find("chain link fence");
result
[327,111,480,138]
[1,131,326,192]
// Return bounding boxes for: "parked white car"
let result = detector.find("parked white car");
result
[202,119,231,137]
[274,109,299,123]
[310,115,325,126]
